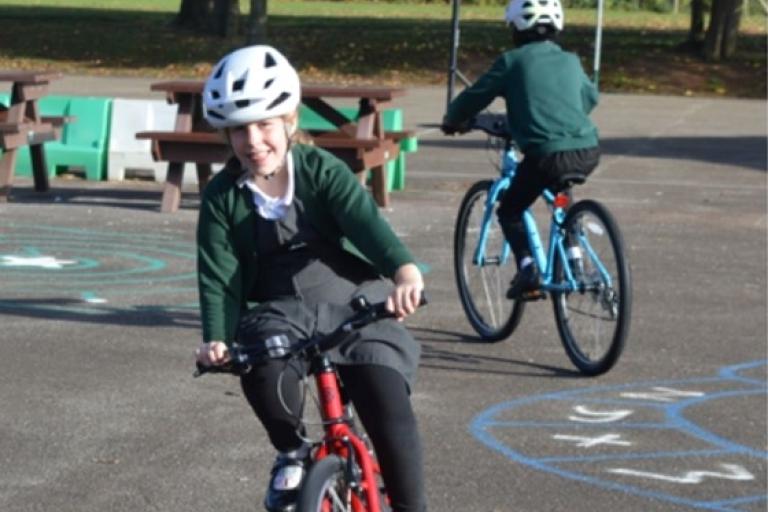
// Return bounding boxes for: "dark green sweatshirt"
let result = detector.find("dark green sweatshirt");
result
[445,40,599,157]
[196,143,414,343]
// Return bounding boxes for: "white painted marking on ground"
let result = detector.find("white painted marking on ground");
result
[620,387,705,402]
[553,433,632,448]
[569,405,633,423]
[607,464,754,484]
[1,255,76,269]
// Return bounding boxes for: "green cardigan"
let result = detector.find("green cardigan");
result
[197,143,415,343]
[445,40,599,157]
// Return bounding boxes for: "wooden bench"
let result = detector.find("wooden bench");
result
[136,128,412,207]
[140,81,412,212]
[0,112,73,140]
[0,70,64,199]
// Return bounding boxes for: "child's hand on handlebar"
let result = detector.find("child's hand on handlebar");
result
[388,263,424,320]
[195,341,230,366]
[440,116,471,135]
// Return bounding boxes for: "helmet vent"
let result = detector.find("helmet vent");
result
[213,62,225,80]
[206,110,225,120]
[233,78,246,92]
[265,52,277,68]
[211,90,220,100]
[235,99,250,108]
[267,92,291,111]
[264,78,275,89]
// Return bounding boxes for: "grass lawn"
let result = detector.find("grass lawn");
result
[0,0,764,97]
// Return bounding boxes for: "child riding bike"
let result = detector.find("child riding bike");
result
[194,45,427,512]
[442,0,601,301]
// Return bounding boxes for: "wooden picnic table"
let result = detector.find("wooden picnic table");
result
[0,70,65,201]
[137,80,409,213]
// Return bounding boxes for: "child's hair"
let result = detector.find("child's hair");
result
[512,24,559,47]
[285,112,314,146]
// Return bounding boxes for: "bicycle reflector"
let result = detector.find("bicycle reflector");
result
[554,193,570,209]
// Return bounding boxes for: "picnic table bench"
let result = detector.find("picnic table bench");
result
[137,81,412,212]
[0,71,66,201]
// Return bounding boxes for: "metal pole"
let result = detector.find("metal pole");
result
[593,0,605,89]
[447,0,461,114]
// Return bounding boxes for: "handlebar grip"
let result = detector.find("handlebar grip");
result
[194,361,212,377]
[366,292,429,318]
[194,358,250,377]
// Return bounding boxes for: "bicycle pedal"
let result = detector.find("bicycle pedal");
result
[520,289,547,302]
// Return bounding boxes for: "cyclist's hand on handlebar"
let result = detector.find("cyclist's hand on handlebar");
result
[195,341,230,367]
[388,263,425,320]
[440,116,471,135]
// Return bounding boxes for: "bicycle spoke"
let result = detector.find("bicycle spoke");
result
[553,200,631,375]
[327,486,346,510]
[454,180,525,341]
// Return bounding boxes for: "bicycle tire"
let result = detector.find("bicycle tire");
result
[297,455,387,512]
[551,199,632,375]
[454,180,525,342]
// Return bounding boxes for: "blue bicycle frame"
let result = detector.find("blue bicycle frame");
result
[473,147,614,295]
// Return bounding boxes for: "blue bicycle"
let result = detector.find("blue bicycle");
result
[453,113,631,375]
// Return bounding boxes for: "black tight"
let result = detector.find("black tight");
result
[241,361,426,512]
[498,147,600,267]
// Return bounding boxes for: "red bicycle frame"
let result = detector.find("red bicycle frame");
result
[311,359,383,511]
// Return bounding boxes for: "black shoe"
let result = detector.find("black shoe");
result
[506,264,544,300]
[264,452,309,512]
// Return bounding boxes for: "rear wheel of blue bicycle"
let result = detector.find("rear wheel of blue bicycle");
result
[454,180,525,342]
[552,199,632,375]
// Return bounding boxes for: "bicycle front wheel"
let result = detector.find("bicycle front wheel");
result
[454,180,525,342]
[552,200,632,376]
[297,456,353,512]
[297,455,387,512]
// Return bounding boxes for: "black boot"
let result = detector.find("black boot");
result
[263,449,310,512]
[506,264,544,300]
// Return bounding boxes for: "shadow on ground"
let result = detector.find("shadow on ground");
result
[419,135,767,172]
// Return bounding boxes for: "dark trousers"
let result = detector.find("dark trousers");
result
[241,361,427,512]
[498,146,600,267]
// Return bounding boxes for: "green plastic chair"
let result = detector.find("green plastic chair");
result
[1,95,112,181]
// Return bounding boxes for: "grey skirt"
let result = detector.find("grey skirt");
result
[236,278,421,389]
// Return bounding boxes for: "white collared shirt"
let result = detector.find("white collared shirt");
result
[237,152,295,220]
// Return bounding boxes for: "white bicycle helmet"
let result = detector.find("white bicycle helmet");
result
[203,45,301,129]
[504,0,564,32]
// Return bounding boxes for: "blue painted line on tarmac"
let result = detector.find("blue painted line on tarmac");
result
[469,427,748,512]
[537,448,731,464]
[665,388,767,458]
[6,223,196,243]
[0,225,198,310]
[470,360,767,512]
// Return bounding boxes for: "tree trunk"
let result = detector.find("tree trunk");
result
[213,0,240,37]
[246,0,268,44]
[703,0,743,61]
[688,0,706,44]
[174,0,212,30]
[719,0,743,57]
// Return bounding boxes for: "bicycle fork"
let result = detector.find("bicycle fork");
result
[473,171,514,267]
[314,363,382,511]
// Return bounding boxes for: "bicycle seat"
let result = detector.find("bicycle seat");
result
[556,173,586,190]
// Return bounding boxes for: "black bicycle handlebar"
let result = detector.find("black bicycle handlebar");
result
[194,294,427,377]
[471,113,510,139]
